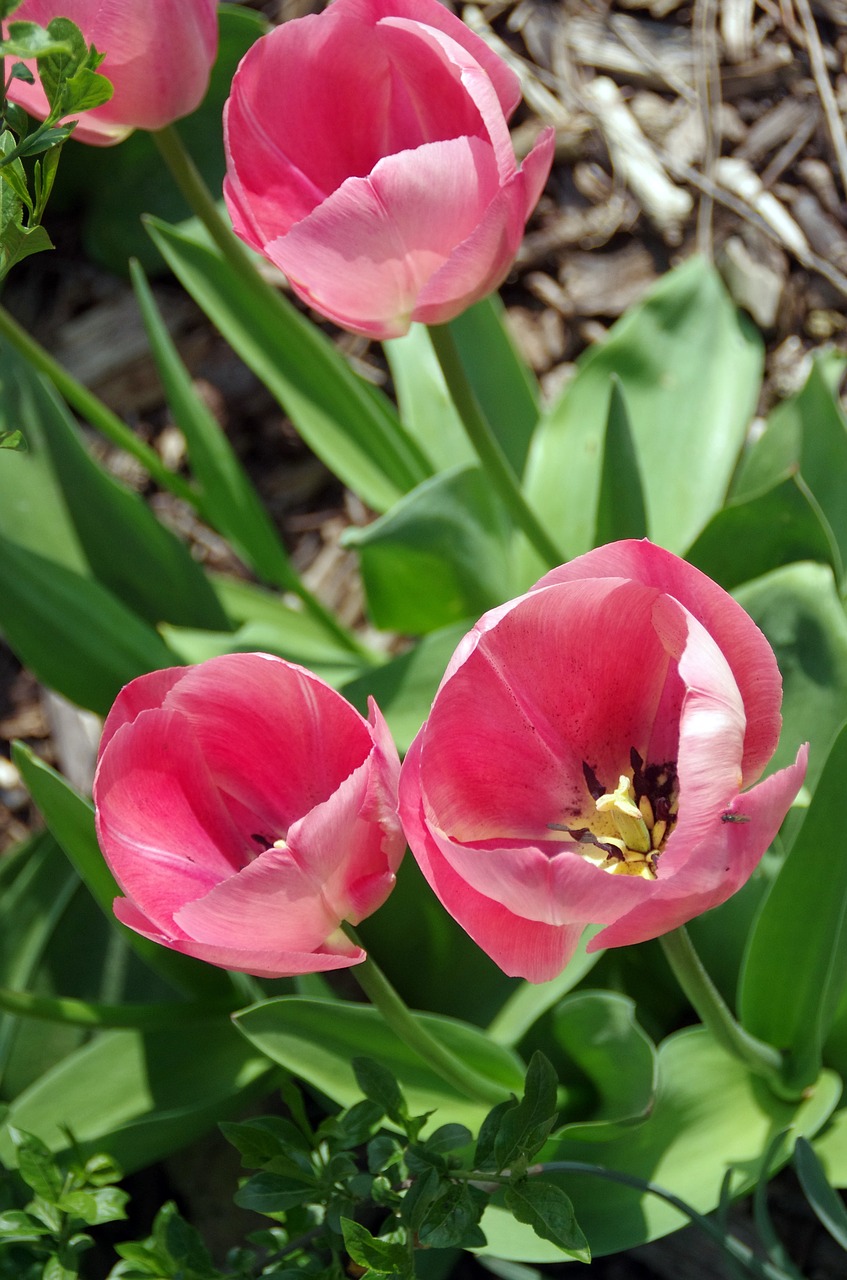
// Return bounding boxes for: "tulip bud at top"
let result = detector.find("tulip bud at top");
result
[223,0,555,339]
[6,0,219,145]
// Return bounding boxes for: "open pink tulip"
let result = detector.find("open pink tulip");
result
[93,654,404,977]
[399,541,808,983]
[223,0,555,338]
[6,0,218,145]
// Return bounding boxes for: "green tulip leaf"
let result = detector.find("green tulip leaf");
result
[739,719,847,1091]
[343,464,512,634]
[593,377,648,546]
[552,991,657,1128]
[479,1028,840,1261]
[234,996,525,1134]
[0,1022,275,1174]
[521,257,762,577]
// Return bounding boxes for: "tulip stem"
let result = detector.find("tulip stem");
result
[660,926,801,1099]
[344,929,510,1106]
[427,323,564,569]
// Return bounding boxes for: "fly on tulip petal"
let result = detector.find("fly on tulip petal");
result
[222,0,555,338]
[398,540,808,983]
[93,654,404,977]
[6,0,218,145]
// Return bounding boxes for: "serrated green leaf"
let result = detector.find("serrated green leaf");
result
[58,1185,128,1226]
[493,1053,559,1174]
[353,1058,407,1126]
[0,21,72,59]
[234,1172,317,1215]
[504,1180,589,1259]
[417,1181,487,1249]
[341,1219,411,1277]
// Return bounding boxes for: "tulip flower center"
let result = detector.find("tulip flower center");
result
[550,750,678,880]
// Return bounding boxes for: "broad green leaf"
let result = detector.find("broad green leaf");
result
[594,378,648,545]
[341,1218,413,1278]
[739,720,847,1091]
[734,563,847,795]
[487,930,603,1048]
[521,258,762,575]
[144,217,430,512]
[234,997,525,1133]
[493,1053,559,1173]
[160,621,363,689]
[447,296,540,478]
[479,1028,840,1261]
[0,21,74,58]
[0,343,228,629]
[552,991,657,1128]
[686,472,839,588]
[0,1022,275,1174]
[384,324,474,473]
[0,532,176,714]
[813,1106,847,1188]
[734,361,847,585]
[794,1137,847,1250]
[130,260,296,593]
[12,743,233,1000]
[343,465,512,634]
[342,623,467,753]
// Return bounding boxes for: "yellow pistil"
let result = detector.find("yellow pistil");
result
[595,775,652,854]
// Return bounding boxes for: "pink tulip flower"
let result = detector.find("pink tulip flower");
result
[93,654,404,977]
[222,0,555,338]
[399,541,808,983]
[6,0,219,145]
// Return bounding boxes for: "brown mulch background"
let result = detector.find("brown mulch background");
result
[1,0,847,1273]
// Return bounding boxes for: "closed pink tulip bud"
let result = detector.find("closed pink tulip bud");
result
[223,0,555,338]
[6,0,219,145]
[399,541,808,983]
[93,654,404,977]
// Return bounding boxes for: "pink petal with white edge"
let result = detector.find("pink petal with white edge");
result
[94,708,246,932]
[174,845,346,953]
[412,128,555,325]
[534,541,783,785]
[265,136,502,338]
[399,739,583,981]
[339,0,522,117]
[114,899,364,979]
[591,743,808,950]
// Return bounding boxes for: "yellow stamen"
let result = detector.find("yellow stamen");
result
[595,775,652,854]
[651,819,667,850]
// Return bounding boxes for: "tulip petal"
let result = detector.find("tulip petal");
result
[94,709,247,932]
[99,666,186,755]
[114,898,364,979]
[340,0,521,117]
[265,137,503,337]
[535,541,783,785]
[591,744,808,950]
[162,654,372,839]
[399,739,582,981]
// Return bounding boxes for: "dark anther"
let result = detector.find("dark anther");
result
[630,747,645,793]
[251,833,274,848]
[582,761,606,801]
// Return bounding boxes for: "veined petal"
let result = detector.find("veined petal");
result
[266,137,503,338]
[114,898,364,979]
[535,541,783,785]
[94,709,246,932]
